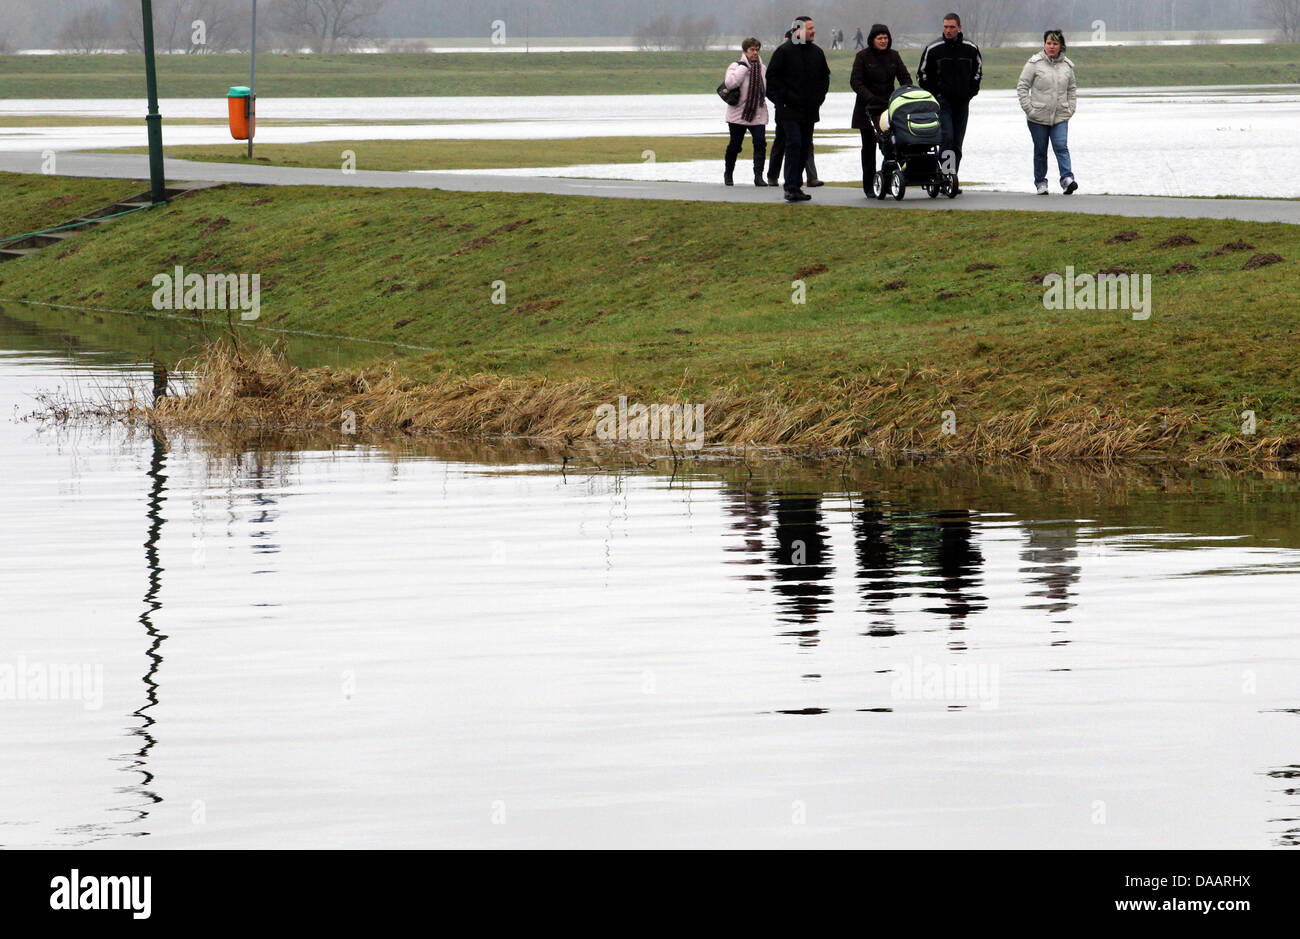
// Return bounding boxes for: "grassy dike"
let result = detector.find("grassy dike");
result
[1,172,1297,462]
[3,46,1300,98]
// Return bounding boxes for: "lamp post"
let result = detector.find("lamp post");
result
[141,0,166,205]
[249,0,257,159]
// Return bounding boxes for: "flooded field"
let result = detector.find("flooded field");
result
[1,305,1297,849]
[2,87,1298,197]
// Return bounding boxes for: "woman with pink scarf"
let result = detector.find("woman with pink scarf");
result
[722,38,770,187]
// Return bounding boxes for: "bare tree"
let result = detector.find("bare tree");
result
[272,0,389,52]
[58,8,113,54]
[676,15,720,51]
[633,14,676,51]
[1259,0,1300,40]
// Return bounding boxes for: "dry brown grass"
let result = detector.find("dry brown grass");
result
[110,343,1299,465]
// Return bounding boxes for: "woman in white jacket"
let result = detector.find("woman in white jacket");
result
[1017,30,1078,195]
[722,38,770,187]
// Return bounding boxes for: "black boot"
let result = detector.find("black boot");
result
[724,152,737,187]
[754,152,768,186]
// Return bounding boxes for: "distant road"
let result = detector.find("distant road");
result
[2,150,1298,225]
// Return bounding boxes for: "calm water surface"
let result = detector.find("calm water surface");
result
[1,308,1297,849]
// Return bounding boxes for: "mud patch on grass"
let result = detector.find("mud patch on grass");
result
[452,236,497,256]
[795,264,830,279]
[521,297,563,314]
[965,262,997,273]
[1158,234,1199,248]
[1242,253,1284,270]
[1106,230,1140,244]
[1204,240,1256,257]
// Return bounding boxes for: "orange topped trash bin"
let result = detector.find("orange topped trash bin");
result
[228,86,255,141]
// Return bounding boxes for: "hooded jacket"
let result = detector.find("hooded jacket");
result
[849,24,912,129]
[1017,50,1076,126]
[917,30,982,103]
[765,33,831,124]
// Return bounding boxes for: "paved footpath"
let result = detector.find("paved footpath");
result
[3,151,1300,225]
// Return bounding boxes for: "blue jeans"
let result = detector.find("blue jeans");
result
[1028,120,1073,186]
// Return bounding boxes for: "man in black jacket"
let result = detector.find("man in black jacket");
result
[917,12,982,192]
[765,16,831,203]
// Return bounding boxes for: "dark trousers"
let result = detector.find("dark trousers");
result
[859,110,884,189]
[726,122,767,169]
[768,123,818,184]
[938,97,970,173]
[781,119,816,192]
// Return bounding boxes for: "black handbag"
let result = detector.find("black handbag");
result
[717,61,743,106]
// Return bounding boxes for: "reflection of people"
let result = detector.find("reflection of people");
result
[765,16,830,202]
[1019,522,1081,618]
[1017,30,1078,195]
[917,12,982,192]
[770,496,833,638]
[721,38,769,187]
[850,24,911,197]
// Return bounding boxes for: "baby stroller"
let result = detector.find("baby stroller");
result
[869,86,958,201]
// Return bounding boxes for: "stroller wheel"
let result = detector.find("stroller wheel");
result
[891,168,907,201]
[871,171,889,200]
[945,175,960,199]
[926,181,941,199]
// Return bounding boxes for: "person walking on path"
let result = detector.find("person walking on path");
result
[917,12,982,193]
[765,16,831,203]
[721,38,771,187]
[850,24,911,198]
[766,123,822,187]
[765,28,822,188]
[1017,30,1078,195]
[853,27,865,50]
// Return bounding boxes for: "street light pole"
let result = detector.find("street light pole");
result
[249,0,257,160]
[141,0,166,205]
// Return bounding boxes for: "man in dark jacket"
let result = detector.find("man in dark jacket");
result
[765,16,831,203]
[917,12,982,191]
[850,24,911,196]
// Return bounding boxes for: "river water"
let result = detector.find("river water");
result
[1,304,1297,849]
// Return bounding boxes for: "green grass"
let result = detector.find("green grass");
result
[99,135,846,171]
[1,170,1297,456]
[4,46,1300,98]
[1,174,150,239]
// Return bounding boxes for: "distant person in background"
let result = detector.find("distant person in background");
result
[853,27,865,50]
[851,24,911,197]
[765,16,831,202]
[1017,30,1078,194]
[917,12,982,194]
[721,38,770,187]
[830,27,842,50]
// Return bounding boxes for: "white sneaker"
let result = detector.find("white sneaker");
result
[1062,177,1078,195]
[1036,181,1049,195]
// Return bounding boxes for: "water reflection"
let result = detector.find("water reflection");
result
[7,318,1300,849]
[117,369,170,839]
[770,496,833,642]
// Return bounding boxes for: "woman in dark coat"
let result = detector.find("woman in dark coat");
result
[850,24,912,197]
